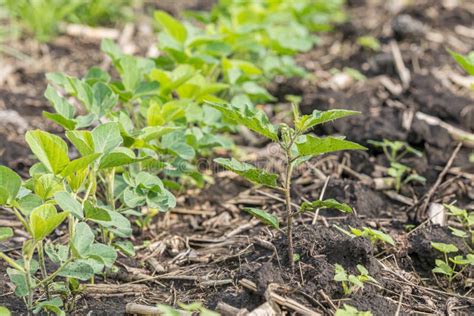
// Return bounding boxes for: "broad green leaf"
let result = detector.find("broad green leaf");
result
[99,148,136,169]
[17,194,42,216]
[84,203,111,222]
[0,166,21,204]
[214,158,280,188]
[95,210,132,238]
[60,153,100,177]
[301,199,352,213]
[155,10,188,44]
[45,243,69,264]
[33,297,64,316]
[25,130,70,175]
[91,122,122,154]
[449,226,468,238]
[34,174,62,200]
[119,55,141,92]
[85,243,117,267]
[243,207,279,229]
[296,135,366,157]
[6,269,29,297]
[0,227,13,241]
[433,260,454,276]
[297,109,360,132]
[29,204,68,241]
[113,240,135,256]
[54,191,83,219]
[66,130,95,156]
[73,222,95,257]
[334,264,348,282]
[44,85,75,119]
[58,261,94,281]
[208,102,279,141]
[431,242,458,254]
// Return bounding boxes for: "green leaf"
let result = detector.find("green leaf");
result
[301,199,352,213]
[60,153,100,177]
[0,306,11,316]
[44,85,75,119]
[431,242,459,254]
[91,122,122,154]
[42,112,77,130]
[296,135,366,157]
[72,222,95,257]
[58,261,94,280]
[113,240,135,256]
[334,264,347,282]
[0,166,21,204]
[6,268,29,297]
[29,204,69,241]
[449,226,468,238]
[33,297,64,316]
[54,191,83,219]
[66,130,95,156]
[208,102,279,141]
[296,109,360,132]
[25,130,70,175]
[214,158,280,188]
[34,174,63,200]
[155,10,188,44]
[85,243,117,267]
[119,55,141,92]
[0,227,13,241]
[243,207,279,229]
[84,202,111,222]
[433,260,454,276]
[99,148,136,169]
[17,194,42,216]
[448,49,474,76]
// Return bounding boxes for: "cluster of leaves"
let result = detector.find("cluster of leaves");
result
[0,0,349,313]
[446,204,474,244]
[334,264,377,295]
[211,101,365,266]
[431,242,474,286]
[368,139,426,191]
[335,225,395,247]
[3,0,133,41]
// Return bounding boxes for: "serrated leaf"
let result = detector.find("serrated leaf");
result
[54,191,83,219]
[243,207,279,229]
[297,109,360,132]
[25,130,70,175]
[0,166,21,205]
[301,199,352,213]
[214,158,280,188]
[296,135,366,157]
[208,102,279,141]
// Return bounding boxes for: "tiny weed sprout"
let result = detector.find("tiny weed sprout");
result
[369,139,425,191]
[334,264,377,295]
[211,102,365,268]
[431,242,474,286]
[335,304,373,316]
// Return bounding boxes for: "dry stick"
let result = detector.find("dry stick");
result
[125,303,191,315]
[312,176,331,225]
[390,40,411,89]
[416,142,462,221]
[395,292,404,316]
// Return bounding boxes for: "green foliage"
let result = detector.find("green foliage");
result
[211,102,363,265]
[356,36,380,51]
[448,49,474,76]
[334,264,377,295]
[0,306,11,316]
[335,304,373,316]
[430,241,474,284]
[335,225,395,246]
[4,0,133,42]
[445,204,474,244]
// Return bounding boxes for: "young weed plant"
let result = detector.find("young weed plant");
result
[210,102,365,268]
[431,242,474,288]
[334,264,377,295]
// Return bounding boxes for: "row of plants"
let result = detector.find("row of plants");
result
[0,0,359,313]
[0,0,134,42]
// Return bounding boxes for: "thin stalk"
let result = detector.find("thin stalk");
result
[37,258,73,288]
[0,252,25,272]
[12,207,31,234]
[24,259,33,310]
[284,147,295,271]
[37,241,50,299]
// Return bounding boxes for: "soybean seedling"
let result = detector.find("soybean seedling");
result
[431,242,474,287]
[334,264,377,295]
[210,102,365,269]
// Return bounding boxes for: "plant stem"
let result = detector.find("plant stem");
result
[37,258,73,288]
[0,252,25,272]
[284,147,295,271]
[24,259,33,310]
[37,241,50,299]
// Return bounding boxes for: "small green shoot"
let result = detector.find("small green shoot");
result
[334,264,377,295]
